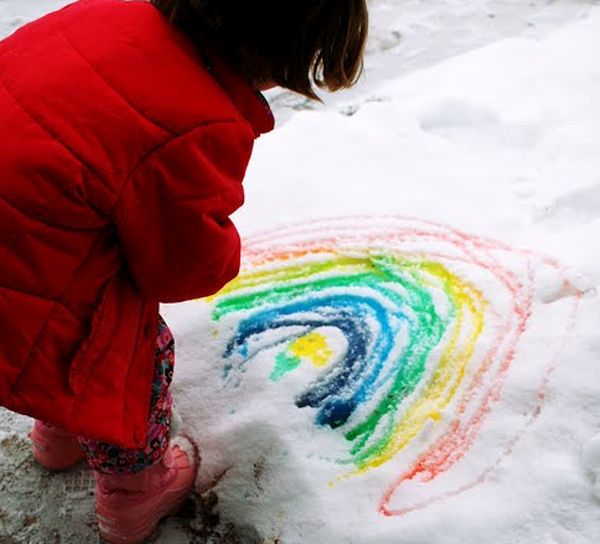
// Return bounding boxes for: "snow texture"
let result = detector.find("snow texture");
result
[1,1,600,543]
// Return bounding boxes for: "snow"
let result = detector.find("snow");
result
[2,1,600,543]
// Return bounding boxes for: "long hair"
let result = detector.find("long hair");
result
[150,0,369,99]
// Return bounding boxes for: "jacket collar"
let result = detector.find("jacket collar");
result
[197,41,275,138]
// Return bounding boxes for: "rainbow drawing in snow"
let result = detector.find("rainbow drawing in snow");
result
[206,216,581,517]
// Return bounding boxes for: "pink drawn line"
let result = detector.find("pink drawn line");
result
[238,216,581,516]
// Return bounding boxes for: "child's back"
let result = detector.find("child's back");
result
[0,1,367,541]
[0,0,272,447]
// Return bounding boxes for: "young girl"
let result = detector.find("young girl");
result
[0,0,368,542]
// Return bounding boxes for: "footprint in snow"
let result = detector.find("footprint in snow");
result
[419,99,540,150]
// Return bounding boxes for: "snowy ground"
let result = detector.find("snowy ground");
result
[1,1,600,543]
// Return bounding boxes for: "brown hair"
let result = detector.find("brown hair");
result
[150,0,369,100]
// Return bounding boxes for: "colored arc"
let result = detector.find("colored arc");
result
[207,216,580,517]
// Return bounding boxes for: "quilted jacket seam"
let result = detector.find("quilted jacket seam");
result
[0,76,107,192]
[58,23,176,139]
[0,166,104,284]
[0,284,54,302]
[0,193,102,232]
[111,118,248,214]
[6,232,105,398]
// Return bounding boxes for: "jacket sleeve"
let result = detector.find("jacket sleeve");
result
[112,120,254,303]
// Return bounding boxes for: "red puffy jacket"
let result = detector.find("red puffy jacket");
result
[0,0,274,448]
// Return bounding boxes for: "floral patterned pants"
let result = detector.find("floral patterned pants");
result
[78,315,175,474]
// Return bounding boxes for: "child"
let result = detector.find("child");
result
[0,0,368,542]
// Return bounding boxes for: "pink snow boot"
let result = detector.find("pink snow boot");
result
[29,420,86,471]
[94,436,198,544]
